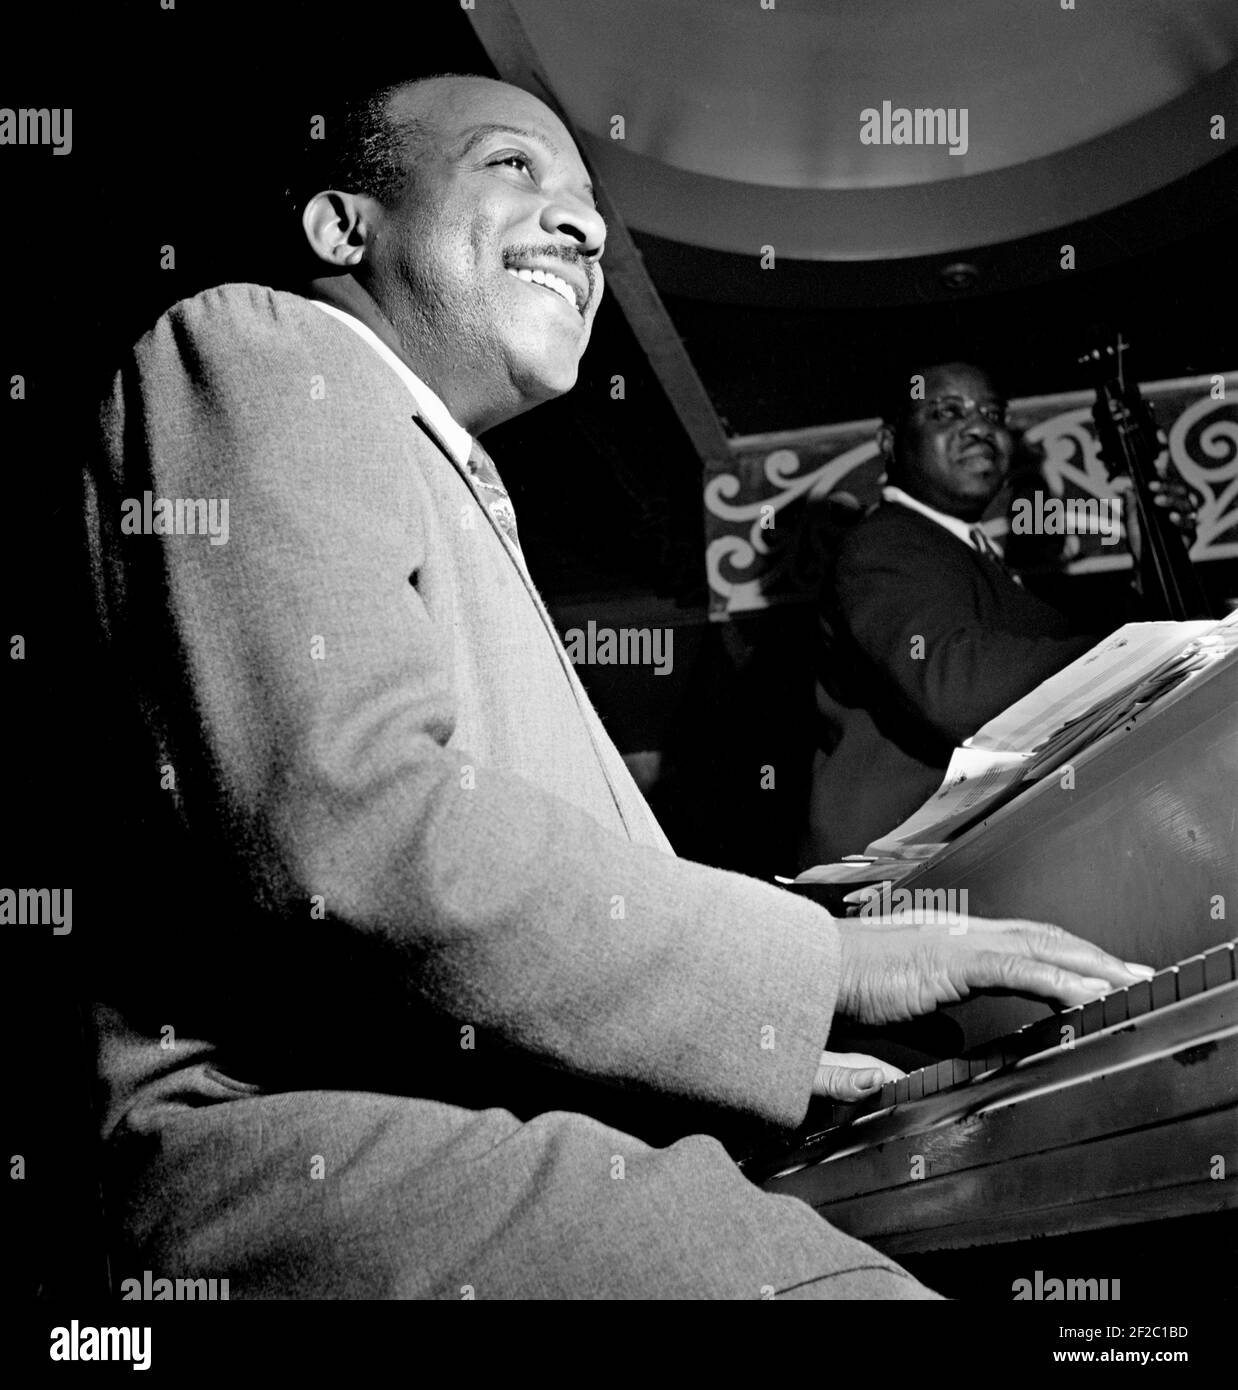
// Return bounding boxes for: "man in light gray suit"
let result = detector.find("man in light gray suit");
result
[85,73,1148,1299]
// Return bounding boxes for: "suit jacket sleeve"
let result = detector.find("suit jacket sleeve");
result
[833,515,1096,745]
[88,288,839,1132]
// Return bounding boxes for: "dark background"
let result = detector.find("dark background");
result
[7,3,1236,874]
[2,0,1235,1303]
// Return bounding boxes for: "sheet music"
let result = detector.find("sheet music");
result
[794,609,1238,884]
[790,857,927,886]
[967,621,1217,755]
[864,747,1028,857]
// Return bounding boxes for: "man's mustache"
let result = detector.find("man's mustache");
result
[503,243,598,311]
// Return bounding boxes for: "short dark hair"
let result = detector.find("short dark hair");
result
[286,72,467,215]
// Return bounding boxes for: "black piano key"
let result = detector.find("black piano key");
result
[1150,967,1178,1011]
[1176,954,1206,1000]
[1056,1006,1084,1049]
[999,1027,1027,1065]
[1080,997,1106,1036]
[1018,1016,1065,1059]
[968,1052,988,1079]
[1126,978,1152,1018]
[850,1091,877,1121]
[1034,1017,1071,1057]
[1103,987,1129,1028]
[1203,944,1236,989]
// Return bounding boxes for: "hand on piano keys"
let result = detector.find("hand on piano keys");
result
[813,1051,906,1102]
[834,913,1154,1026]
[747,939,1238,1212]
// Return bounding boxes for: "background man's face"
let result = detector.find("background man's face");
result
[890,363,1012,520]
[364,77,605,420]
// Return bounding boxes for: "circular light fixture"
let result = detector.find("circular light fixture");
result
[939,261,980,292]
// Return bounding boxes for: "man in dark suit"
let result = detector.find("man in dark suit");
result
[802,359,1199,866]
[87,82,1148,1300]
[802,362,1098,866]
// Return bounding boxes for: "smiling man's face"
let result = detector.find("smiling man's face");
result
[359,76,605,433]
[886,363,1012,521]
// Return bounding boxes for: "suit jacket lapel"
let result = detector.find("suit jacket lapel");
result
[408,413,654,846]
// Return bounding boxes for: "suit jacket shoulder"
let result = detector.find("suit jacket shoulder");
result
[88,283,842,1138]
[826,501,1094,744]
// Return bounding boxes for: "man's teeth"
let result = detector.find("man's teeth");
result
[506,266,578,310]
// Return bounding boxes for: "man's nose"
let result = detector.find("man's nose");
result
[539,195,606,259]
[960,413,995,440]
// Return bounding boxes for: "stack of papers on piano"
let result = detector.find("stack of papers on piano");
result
[795,608,1238,887]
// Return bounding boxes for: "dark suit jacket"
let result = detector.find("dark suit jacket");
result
[801,502,1097,865]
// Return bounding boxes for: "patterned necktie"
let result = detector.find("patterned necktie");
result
[467,439,522,551]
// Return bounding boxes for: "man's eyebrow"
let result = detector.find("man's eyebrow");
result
[456,122,554,160]
[455,122,597,204]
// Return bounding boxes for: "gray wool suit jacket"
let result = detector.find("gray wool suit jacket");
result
[78,285,925,1299]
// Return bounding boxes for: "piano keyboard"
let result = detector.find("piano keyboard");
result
[743,939,1238,1190]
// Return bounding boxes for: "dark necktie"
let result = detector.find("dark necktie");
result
[970,525,1007,571]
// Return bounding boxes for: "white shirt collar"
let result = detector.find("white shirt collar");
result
[309,299,475,470]
[883,484,982,550]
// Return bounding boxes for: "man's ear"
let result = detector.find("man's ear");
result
[876,423,897,467]
[301,190,378,269]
